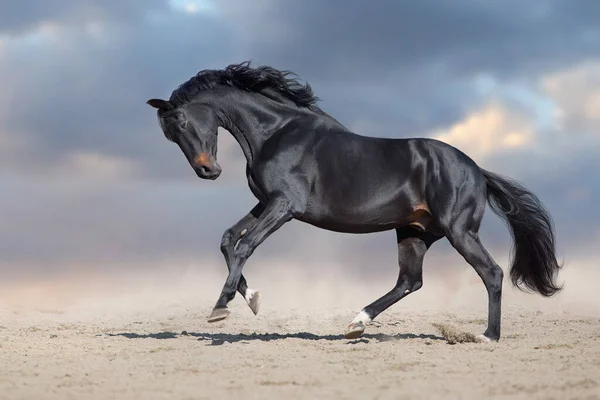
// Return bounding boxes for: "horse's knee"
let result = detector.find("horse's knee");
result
[399,274,422,293]
[398,240,426,290]
[220,229,235,253]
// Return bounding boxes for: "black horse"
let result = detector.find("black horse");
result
[147,62,562,342]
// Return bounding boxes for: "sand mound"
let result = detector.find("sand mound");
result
[432,322,480,344]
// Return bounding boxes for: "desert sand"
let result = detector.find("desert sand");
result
[1,265,599,400]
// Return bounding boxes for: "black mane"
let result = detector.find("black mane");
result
[169,61,322,112]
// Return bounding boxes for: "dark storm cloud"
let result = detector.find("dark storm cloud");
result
[235,0,600,136]
[1,10,238,180]
[2,0,599,178]
[247,0,600,80]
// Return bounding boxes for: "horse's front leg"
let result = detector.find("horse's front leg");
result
[220,203,265,315]
[208,197,294,322]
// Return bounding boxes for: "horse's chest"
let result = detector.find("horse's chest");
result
[247,170,269,204]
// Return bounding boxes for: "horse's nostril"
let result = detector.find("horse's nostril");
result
[200,165,211,174]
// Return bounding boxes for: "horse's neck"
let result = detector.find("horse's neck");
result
[225,123,258,168]
[216,94,301,167]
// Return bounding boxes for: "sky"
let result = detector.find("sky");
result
[0,0,599,291]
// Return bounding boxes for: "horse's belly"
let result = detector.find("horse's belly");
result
[299,196,432,234]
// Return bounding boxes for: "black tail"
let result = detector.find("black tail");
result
[482,169,563,297]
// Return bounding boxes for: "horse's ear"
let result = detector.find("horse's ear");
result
[146,99,173,110]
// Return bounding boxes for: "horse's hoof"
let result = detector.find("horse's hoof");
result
[344,322,365,339]
[207,307,230,323]
[476,334,493,343]
[245,289,261,316]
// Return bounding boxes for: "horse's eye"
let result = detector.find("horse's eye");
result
[179,120,188,130]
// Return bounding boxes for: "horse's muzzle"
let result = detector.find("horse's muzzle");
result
[192,152,221,180]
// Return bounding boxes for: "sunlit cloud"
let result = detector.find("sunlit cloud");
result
[431,100,535,161]
[541,60,600,134]
[472,73,557,131]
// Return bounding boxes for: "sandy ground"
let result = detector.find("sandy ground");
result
[1,267,599,400]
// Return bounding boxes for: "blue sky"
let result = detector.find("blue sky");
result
[0,0,598,286]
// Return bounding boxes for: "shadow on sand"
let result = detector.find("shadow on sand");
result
[102,331,444,345]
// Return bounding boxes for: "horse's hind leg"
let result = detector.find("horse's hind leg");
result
[344,227,441,339]
[436,178,504,341]
[446,228,504,341]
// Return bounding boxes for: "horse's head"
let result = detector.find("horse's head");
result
[147,99,221,180]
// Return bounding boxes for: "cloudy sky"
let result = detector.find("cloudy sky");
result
[1,0,598,288]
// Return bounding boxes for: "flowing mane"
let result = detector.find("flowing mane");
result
[168,61,322,112]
